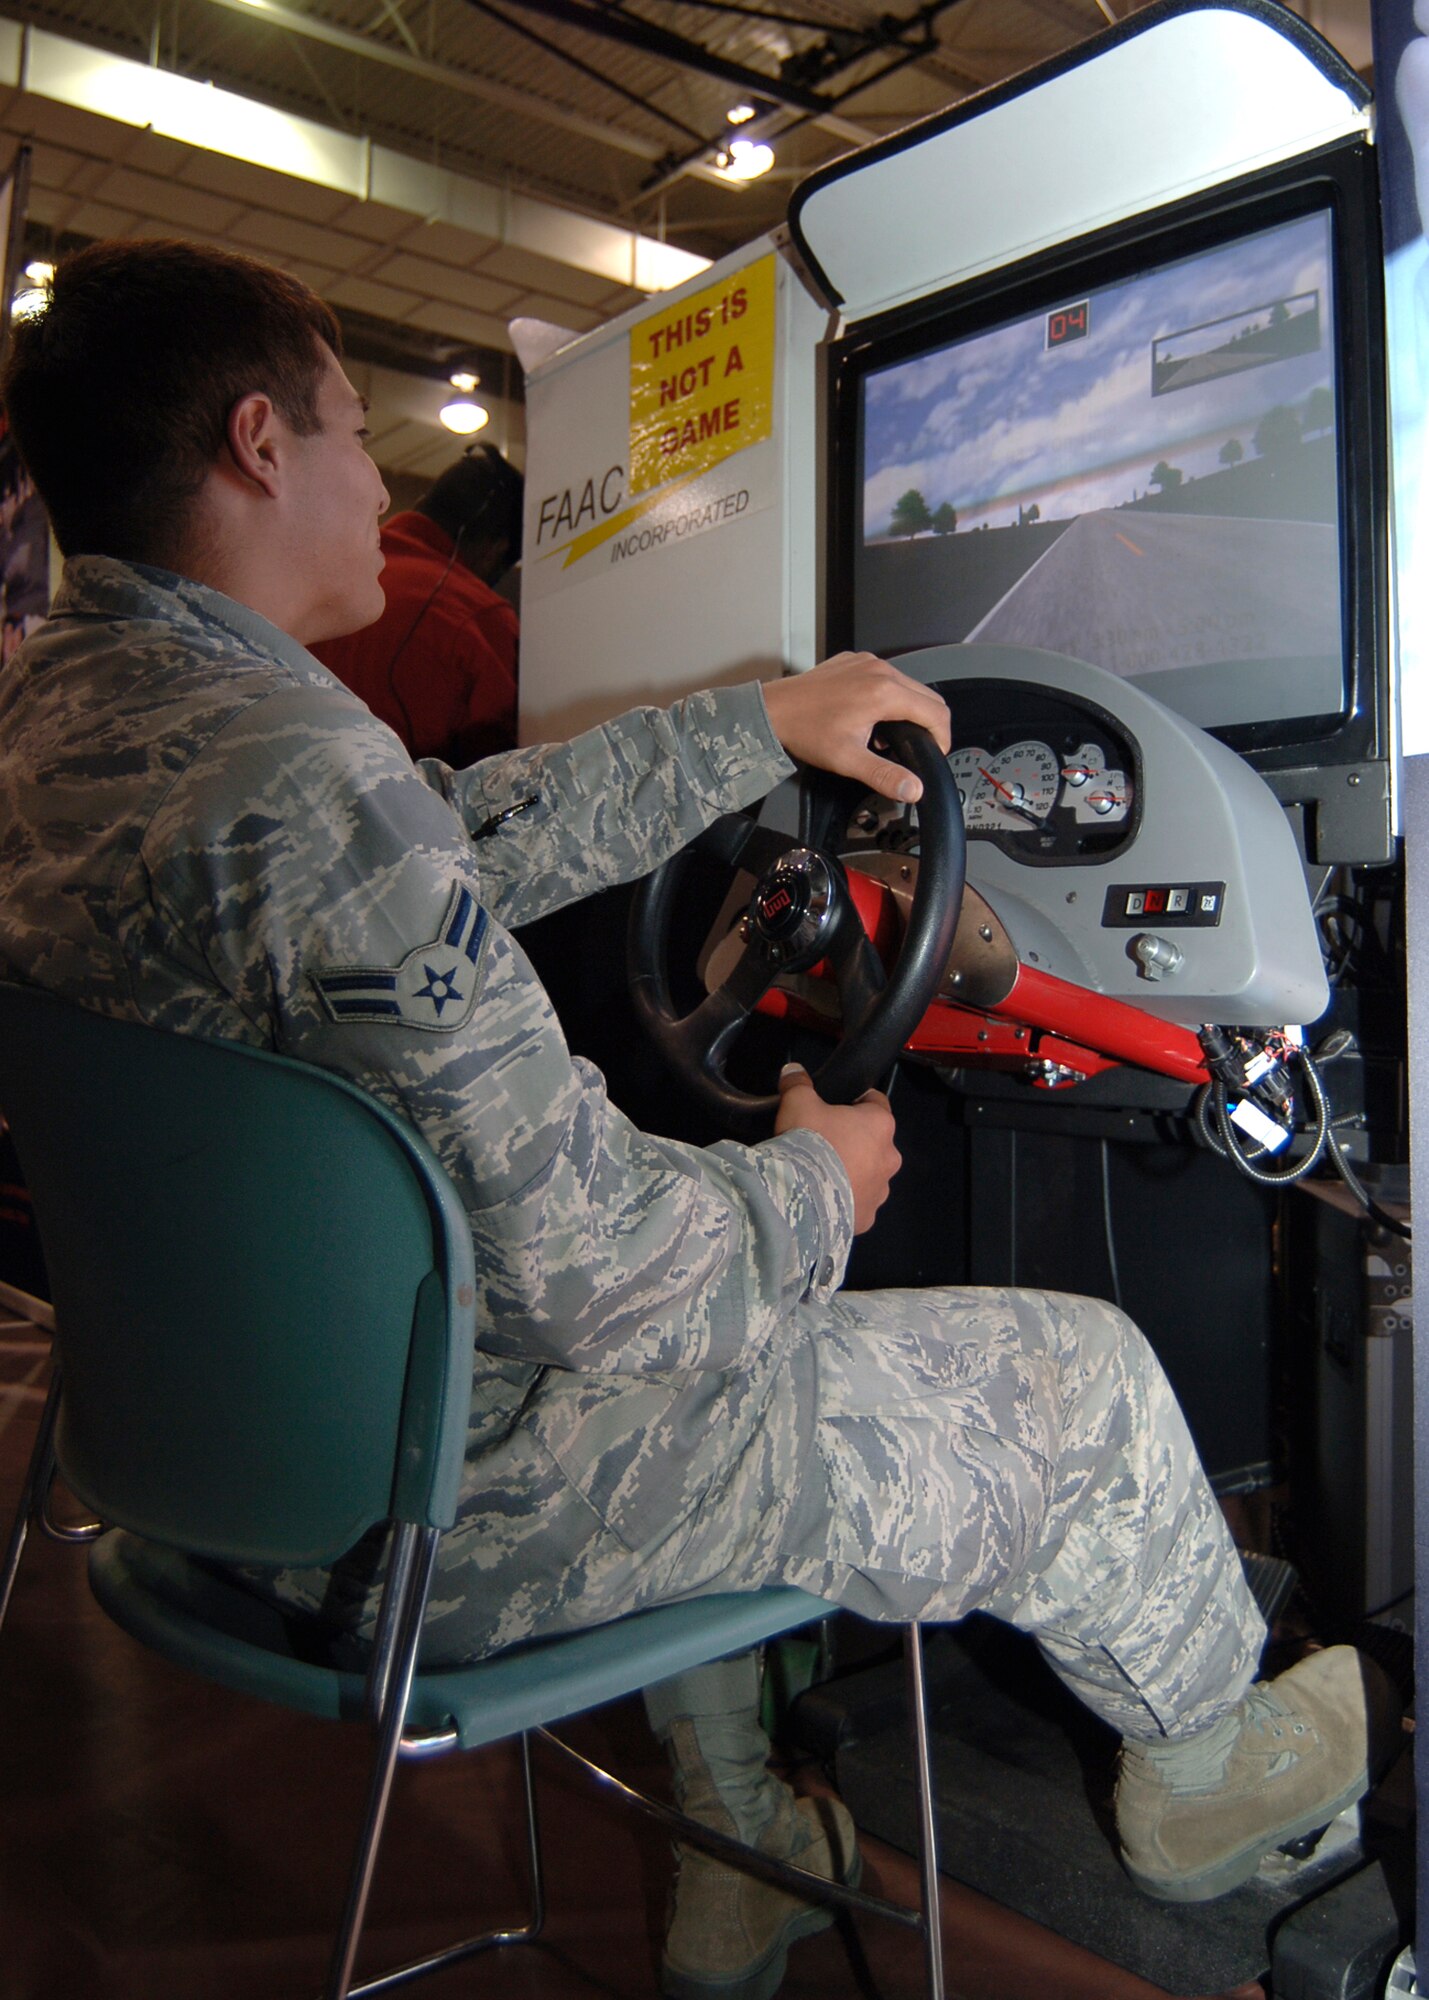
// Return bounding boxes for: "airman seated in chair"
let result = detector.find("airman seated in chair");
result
[0,237,1396,2000]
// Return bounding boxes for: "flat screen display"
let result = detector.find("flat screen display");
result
[851,207,1343,735]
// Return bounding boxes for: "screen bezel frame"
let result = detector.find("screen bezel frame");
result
[824,137,1389,821]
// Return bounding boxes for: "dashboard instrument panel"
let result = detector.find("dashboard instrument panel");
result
[845,677,1142,867]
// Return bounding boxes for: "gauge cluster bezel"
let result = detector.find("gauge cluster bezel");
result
[846,677,1145,867]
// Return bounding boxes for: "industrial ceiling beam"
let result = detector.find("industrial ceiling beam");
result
[632,0,976,202]
[485,0,834,115]
[466,0,708,145]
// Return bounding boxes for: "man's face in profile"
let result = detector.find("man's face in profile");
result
[277,345,391,647]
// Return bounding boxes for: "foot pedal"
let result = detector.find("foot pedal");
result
[1278,1823,1331,1862]
[1350,1618,1415,1707]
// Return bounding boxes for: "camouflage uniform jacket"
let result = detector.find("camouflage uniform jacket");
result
[0,559,855,1652]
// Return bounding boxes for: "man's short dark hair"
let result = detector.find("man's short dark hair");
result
[418,445,524,566]
[1,237,341,564]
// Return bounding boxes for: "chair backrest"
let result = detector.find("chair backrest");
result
[0,983,477,1567]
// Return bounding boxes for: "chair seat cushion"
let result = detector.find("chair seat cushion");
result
[90,1531,833,1750]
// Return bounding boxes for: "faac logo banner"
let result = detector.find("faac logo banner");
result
[629,255,776,494]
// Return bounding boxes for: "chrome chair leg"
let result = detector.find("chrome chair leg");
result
[0,1359,60,1634]
[518,1728,547,1942]
[904,1622,946,2000]
[335,1616,944,2000]
[344,1731,546,1998]
[325,1526,441,2000]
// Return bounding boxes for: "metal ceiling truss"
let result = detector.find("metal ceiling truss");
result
[465,0,709,145]
[179,0,1112,232]
[490,0,971,110]
[466,0,830,114]
[484,0,984,201]
[198,0,768,193]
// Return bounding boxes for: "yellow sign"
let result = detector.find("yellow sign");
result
[628,255,776,496]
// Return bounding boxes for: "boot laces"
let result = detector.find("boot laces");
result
[1241,1679,1313,1745]
[1136,1681,1312,1795]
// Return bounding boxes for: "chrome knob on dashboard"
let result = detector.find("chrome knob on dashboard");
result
[1132,933,1184,982]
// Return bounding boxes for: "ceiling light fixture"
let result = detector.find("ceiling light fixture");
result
[712,137,774,182]
[726,103,757,125]
[440,364,489,435]
[23,260,54,284]
[439,396,489,436]
[10,285,46,321]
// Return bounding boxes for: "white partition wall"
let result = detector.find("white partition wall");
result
[519,240,830,743]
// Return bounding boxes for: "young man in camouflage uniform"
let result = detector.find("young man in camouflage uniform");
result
[0,240,1393,2000]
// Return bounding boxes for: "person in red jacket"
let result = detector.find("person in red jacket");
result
[313,444,522,765]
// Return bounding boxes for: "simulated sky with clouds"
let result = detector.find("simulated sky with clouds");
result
[863,210,1335,540]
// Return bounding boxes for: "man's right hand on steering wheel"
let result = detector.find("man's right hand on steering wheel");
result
[761,651,952,798]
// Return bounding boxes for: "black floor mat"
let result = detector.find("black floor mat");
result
[790,1617,1372,1996]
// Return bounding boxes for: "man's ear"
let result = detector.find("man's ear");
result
[224,391,282,497]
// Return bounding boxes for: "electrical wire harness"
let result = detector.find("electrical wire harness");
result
[1194,1025,1409,1238]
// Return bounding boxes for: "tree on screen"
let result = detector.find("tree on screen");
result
[932,501,958,535]
[1149,460,1183,491]
[1219,437,1244,469]
[1303,386,1334,437]
[890,488,932,537]
[1253,405,1302,459]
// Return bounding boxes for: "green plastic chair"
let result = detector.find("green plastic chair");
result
[0,981,945,2000]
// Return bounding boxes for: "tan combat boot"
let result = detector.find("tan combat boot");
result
[1117,1644,1400,1902]
[659,1717,861,2000]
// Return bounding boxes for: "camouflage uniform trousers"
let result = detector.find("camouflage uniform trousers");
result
[426,1286,1265,1745]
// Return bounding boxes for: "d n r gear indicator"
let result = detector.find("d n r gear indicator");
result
[1101,882,1225,928]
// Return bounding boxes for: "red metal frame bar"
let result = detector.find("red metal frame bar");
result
[765,872,1211,1090]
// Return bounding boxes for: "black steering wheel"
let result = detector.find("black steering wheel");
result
[628,720,966,1134]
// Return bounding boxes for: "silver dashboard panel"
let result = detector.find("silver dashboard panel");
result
[866,641,1329,1029]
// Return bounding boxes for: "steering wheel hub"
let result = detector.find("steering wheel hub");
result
[749,849,837,965]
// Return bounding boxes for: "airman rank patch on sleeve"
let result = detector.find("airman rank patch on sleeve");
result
[313,883,490,1032]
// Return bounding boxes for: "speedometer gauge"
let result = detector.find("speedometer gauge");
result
[947,746,993,825]
[982,741,1060,828]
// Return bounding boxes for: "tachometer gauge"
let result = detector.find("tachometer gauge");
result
[981,741,1060,828]
[946,746,994,827]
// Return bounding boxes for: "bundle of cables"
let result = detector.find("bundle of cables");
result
[1194,1025,1408,1239]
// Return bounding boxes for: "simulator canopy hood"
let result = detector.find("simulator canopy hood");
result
[788,0,1370,328]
